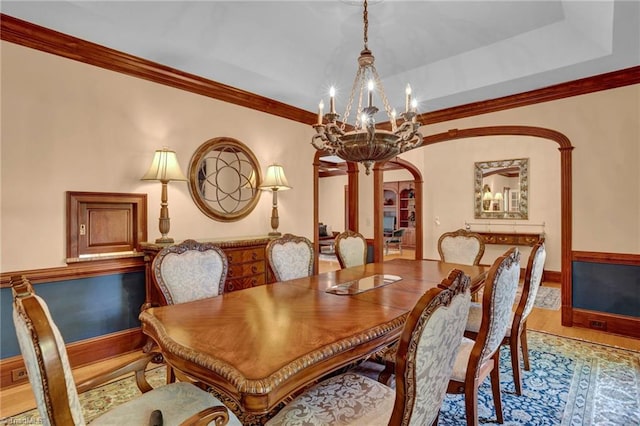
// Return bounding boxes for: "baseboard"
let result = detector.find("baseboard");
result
[543,269,561,283]
[571,308,640,340]
[1,327,145,390]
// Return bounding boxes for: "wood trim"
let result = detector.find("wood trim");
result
[2,14,638,128]
[571,309,640,340]
[373,158,424,263]
[1,328,144,389]
[0,14,315,125]
[418,126,574,327]
[67,191,147,258]
[543,270,561,283]
[417,66,640,125]
[572,251,640,266]
[0,256,146,288]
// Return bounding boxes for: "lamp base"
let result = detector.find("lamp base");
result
[155,236,175,244]
[268,231,282,237]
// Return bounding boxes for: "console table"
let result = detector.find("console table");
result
[476,232,544,247]
[139,235,275,309]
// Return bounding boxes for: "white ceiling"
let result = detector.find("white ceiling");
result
[2,1,639,115]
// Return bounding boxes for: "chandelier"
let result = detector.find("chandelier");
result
[312,0,423,175]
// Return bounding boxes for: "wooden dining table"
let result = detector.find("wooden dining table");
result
[139,258,487,424]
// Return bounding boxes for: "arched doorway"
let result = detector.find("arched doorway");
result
[372,158,424,263]
[405,126,573,326]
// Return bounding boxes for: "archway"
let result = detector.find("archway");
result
[372,158,424,263]
[406,126,573,325]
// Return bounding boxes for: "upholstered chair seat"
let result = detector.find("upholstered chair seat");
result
[267,233,314,281]
[335,230,367,268]
[266,372,395,425]
[11,276,241,426]
[268,269,472,426]
[384,228,405,255]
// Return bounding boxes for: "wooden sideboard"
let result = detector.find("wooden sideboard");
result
[475,232,544,247]
[139,235,275,309]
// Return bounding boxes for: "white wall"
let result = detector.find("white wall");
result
[1,42,316,271]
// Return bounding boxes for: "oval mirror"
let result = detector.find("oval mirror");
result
[474,158,529,219]
[188,137,262,222]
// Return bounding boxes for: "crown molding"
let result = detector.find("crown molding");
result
[2,13,639,126]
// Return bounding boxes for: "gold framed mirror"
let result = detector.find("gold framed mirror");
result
[188,137,262,222]
[474,158,529,219]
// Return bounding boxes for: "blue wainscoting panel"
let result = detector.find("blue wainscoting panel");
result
[0,271,145,359]
[572,261,640,318]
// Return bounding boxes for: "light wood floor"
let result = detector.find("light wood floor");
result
[2,251,638,418]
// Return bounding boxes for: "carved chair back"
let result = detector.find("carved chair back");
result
[475,247,521,367]
[437,229,485,265]
[335,230,367,268]
[12,276,86,425]
[516,240,547,328]
[152,239,228,305]
[390,269,472,426]
[266,233,314,282]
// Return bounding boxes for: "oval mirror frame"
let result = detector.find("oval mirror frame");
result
[188,137,262,222]
[474,157,529,220]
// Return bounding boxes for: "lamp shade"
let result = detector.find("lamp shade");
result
[259,164,291,191]
[482,191,493,201]
[494,192,504,201]
[141,148,188,182]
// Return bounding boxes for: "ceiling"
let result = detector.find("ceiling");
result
[2,1,639,118]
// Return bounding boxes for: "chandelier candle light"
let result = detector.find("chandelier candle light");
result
[312,0,423,174]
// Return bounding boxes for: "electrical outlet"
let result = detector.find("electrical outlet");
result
[11,367,28,382]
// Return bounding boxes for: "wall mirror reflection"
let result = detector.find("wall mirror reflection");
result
[188,137,262,222]
[474,158,529,219]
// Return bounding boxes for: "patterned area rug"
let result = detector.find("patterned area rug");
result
[530,286,561,310]
[353,331,639,425]
[3,331,638,425]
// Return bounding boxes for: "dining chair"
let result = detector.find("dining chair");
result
[265,269,472,426]
[10,275,242,426]
[266,233,314,281]
[445,247,521,425]
[464,240,546,395]
[437,228,485,265]
[152,239,228,305]
[384,228,405,255]
[335,230,367,268]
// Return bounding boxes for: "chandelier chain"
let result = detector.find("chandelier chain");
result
[341,66,364,129]
[370,65,395,127]
[363,0,369,50]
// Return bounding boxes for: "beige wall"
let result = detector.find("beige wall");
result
[2,41,638,274]
[1,42,315,271]
[420,84,640,270]
[318,174,347,234]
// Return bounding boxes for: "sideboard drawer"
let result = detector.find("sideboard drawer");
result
[477,232,544,247]
[225,247,265,263]
[227,260,266,279]
[226,274,267,292]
